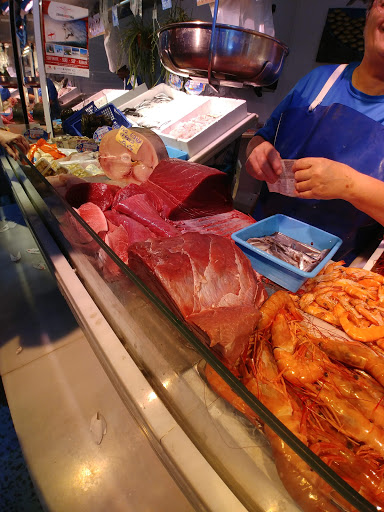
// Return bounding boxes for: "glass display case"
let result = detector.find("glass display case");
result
[1,150,380,512]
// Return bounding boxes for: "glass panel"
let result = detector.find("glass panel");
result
[7,154,379,512]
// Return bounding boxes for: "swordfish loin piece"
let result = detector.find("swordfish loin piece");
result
[128,232,266,366]
[148,158,233,220]
[173,210,255,239]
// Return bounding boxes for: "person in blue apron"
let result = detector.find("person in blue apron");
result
[27,78,61,120]
[245,0,384,265]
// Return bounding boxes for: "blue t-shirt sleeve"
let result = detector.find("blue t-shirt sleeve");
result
[46,79,58,101]
[0,87,10,102]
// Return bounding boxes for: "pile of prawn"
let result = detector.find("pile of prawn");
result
[206,288,384,512]
[299,260,384,345]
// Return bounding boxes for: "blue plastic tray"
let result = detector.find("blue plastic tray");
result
[232,214,342,292]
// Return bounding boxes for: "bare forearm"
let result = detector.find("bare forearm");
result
[345,171,384,226]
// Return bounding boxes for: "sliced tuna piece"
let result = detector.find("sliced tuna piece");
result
[111,183,164,214]
[113,194,179,238]
[174,210,255,238]
[104,210,156,244]
[101,225,131,278]
[65,182,121,210]
[149,159,233,220]
[78,202,108,234]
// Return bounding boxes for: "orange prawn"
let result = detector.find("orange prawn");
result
[306,381,384,458]
[314,336,384,388]
[339,311,384,342]
[271,313,326,386]
[257,290,302,330]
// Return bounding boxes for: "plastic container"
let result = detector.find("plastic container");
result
[95,104,131,131]
[231,214,342,292]
[62,102,97,136]
[165,146,188,160]
[63,102,131,136]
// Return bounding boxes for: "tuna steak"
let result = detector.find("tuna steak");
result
[78,202,108,234]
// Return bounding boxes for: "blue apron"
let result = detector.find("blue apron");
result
[254,73,384,264]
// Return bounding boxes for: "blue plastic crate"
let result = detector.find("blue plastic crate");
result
[62,102,131,136]
[231,214,342,292]
[165,145,188,160]
[94,103,131,130]
[62,102,97,136]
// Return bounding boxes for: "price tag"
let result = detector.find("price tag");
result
[116,126,143,154]
[93,125,112,142]
[76,140,99,152]
[24,127,48,141]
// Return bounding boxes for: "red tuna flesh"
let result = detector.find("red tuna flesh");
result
[128,232,266,365]
[113,193,179,238]
[104,210,157,244]
[149,159,233,220]
[65,182,121,210]
[78,202,108,234]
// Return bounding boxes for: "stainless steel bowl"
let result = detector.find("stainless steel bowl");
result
[158,21,289,88]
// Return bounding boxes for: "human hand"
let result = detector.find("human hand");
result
[293,157,356,201]
[245,140,283,183]
[0,130,30,160]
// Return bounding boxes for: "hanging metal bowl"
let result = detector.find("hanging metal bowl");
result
[158,21,289,88]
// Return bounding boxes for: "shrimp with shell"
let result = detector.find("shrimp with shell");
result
[205,286,384,512]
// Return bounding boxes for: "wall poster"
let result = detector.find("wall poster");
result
[42,1,89,77]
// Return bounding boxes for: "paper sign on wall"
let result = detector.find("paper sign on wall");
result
[162,0,172,9]
[42,1,89,78]
[89,13,105,38]
[112,5,119,27]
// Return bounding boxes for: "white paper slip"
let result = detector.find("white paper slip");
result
[267,159,297,197]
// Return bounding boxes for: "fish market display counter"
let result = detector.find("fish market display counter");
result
[104,83,257,164]
[1,154,380,512]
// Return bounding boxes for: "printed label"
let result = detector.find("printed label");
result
[24,127,49,140]
[267,159,297,197]
[93,125,112,142]
[76,140,99,152]
[115,126,143,154]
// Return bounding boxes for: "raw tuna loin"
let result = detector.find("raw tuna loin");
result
[149,159,233,220]
[128,232,267,365]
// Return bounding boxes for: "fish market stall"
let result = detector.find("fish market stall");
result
[1,145,383,512]
[67,82,257,164]
[3,0,384,510]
